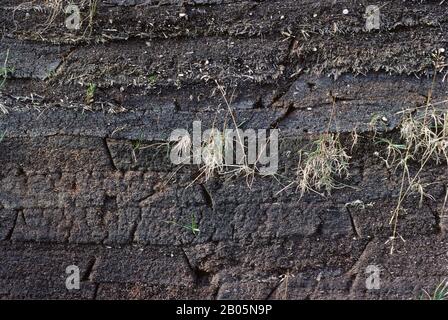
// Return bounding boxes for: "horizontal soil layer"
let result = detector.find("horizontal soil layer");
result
[1,0,448,299]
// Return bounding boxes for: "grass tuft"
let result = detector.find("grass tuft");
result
[85,82,96,104]
[165,214,200,236]
[0,131,6,143]
[0,49,14,90]
[400,109,448,165]
[421,279,448,300]
[296,133,350,196]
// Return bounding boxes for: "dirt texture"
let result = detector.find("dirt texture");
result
[1,0,448,300]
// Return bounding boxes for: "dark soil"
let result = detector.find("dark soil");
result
[0,0,448,299]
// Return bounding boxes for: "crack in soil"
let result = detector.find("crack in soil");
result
[345,206,361,238]
[102,138,118,171]
[199,183,215,212]
[4,209,19,241]
[82,257,98,282]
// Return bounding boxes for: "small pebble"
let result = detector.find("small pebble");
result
[343,9,349,15]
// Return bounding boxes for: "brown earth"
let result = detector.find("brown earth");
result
[0,0,448,300]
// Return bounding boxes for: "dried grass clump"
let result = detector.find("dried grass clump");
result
[400,109,448,165]
[296,133,350,196]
